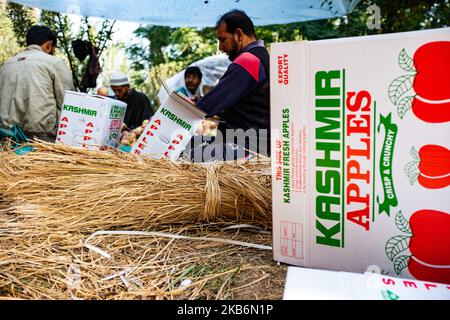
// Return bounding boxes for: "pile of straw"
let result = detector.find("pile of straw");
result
[0,141,282,299]
[0,216,284,300]
[0,141,272,232]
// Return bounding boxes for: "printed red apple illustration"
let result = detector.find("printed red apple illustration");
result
[413,42,450,101]
[389,41,450,123]
[385,210,450,284]
[405,145,450,189]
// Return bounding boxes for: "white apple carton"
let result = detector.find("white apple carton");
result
[56,91,127,150]
[131,91,205,161]
[271,28,450,284]
[283,267,450,300]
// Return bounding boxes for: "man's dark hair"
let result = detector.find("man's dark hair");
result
[26,25,58,47]
[185,66,202,80]
[215,10,256,37]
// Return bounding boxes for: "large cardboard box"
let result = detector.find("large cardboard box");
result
[271,28,450,284]
[283,267,450,300]
[131,91,205,161]
[56,91,127,150]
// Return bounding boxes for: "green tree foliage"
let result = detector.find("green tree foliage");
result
[6,3,115,92]
[170,27,217,66]
[127,26,217,107]
[6,2,35,46]
[0,1,22,66]
[373,0,449,33]
[127,25,174,71]
[256,0,450,43]
[128,26,216,71]
[141,61,183,112]
[129,0,449,107]
[40,11,115,91]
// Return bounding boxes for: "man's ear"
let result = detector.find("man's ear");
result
[235,28,244,41]
[41,40,53,54]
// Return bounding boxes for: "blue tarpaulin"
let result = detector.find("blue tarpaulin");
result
[10,0,360,27]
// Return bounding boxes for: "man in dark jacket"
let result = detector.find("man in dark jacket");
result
[110,71,154,130]
[196,10,270,161]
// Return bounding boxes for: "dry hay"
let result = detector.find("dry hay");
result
[0,220,286,300]
[0,140,272,231]
[0,141,284,299]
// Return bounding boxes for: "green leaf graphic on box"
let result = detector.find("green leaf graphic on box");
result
[382,289,400,300]
[404,160,419,185]
[398,49,416,73]
[409,146,419,160]
[397,96,414,119]
[408,172,419,185]
[395,211,411,234]
[394,255,410,275]
[389,75,414,105]
[385,235,410,261]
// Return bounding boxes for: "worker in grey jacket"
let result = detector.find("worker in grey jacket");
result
[0,25,74,142]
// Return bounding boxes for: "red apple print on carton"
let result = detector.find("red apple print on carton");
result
[413,42,450,101]
[405,145,450,189]
[389,41,450,123]
[385,210,450,284]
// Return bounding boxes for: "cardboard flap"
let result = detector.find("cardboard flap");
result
[65,90,85,97]
[171,91,206,118]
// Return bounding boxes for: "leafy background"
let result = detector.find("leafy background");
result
[1,0,449,110]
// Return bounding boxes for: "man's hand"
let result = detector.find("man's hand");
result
[190,95,201,103]
[195,118,219,136]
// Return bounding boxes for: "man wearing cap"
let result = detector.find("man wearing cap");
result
[176,66,203,103]
[110,71,154,130]
[0,25,74,142]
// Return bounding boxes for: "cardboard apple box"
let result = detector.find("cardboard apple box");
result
[271,28,450,284]
[283,267,450,300]
[56,91,127,150]
[131,91,205,161]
